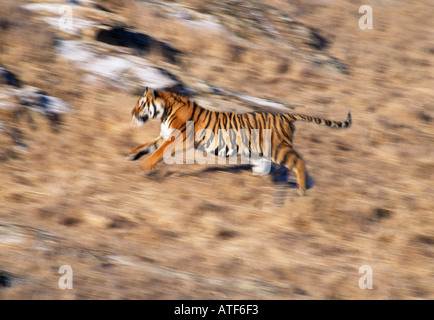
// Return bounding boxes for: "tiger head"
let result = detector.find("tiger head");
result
[132,88,165,126]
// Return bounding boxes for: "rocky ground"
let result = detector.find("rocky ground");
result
[0,0,433,299]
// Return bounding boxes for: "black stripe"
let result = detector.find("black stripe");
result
[191,103,198,119]
[281,128,292,144]
[248,114,257,130]
[285,114,296,121]
[195,106,205,121]
[273,141,283,162]
[210,113,218,132]
[230,113,236,131]
[202,109,212,128]
[280,150,291,166]
[234,114,240,132]
[273,116,284,141]
[241,114,251,131]
[167,113,177,128]
[216,113,223,132]
[178,124,187,136]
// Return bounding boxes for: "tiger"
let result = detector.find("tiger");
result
[127,88,351,196]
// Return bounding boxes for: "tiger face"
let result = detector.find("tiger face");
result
[132,88,165,126]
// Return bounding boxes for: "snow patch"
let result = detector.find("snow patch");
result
[43,16,98,35]
[0,86,72,115]
[56,40,179,91]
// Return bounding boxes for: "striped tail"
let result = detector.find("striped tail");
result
[287,110,352,128]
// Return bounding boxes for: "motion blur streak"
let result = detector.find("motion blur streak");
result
[0,0,433,299]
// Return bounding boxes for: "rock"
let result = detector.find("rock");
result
[306,28,330,51]
[21,1,129,38]
[55,40,184,93]
[0,66,21,87]
[0,270,13,288]
[0,85,72,129]
[143,0,348,74]
[96,27,181,64]
[16,86,72,115]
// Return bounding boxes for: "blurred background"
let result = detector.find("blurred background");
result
[0,0,433,299]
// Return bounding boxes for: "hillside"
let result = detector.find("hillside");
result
[0,0,433,299]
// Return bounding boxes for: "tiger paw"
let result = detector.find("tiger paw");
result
[126,149,150,162]
[125,153,136,161]
[297,188,306,197]
[139,159,156,172]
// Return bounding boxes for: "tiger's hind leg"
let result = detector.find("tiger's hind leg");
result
[126,136,162,161]
[274,145,306,196]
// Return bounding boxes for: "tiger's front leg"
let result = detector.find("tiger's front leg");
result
[139,137,180,172]
[126,136,162,161]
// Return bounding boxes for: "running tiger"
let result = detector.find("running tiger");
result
[127,88,351,196]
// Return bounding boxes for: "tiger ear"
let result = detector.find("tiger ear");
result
[145,87,155,99]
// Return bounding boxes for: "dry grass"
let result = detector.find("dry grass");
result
[0,1,55,68]
[0,0,433,300]
[113,0,311,97]
[0,0,84,102]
